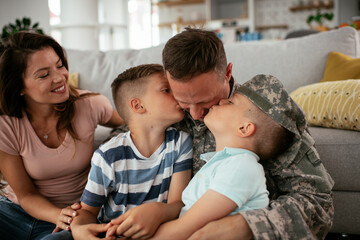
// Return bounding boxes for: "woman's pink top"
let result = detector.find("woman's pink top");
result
[0,92,113,208]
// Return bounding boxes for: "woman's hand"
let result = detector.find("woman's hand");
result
[52,202,81,232]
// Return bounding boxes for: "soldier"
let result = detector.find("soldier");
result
[163,27,334,239]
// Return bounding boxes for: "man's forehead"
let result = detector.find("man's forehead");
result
[172,89,213,105]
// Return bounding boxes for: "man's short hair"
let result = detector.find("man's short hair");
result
[162,27,227,81]
[111,64,164,123]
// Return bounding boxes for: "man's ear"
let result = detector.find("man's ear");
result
[236,122,255,137]
[225,62,233,83]
[129,98,146,113]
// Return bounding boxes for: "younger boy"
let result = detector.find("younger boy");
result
[151,74,294,240]
[69,64,193,239]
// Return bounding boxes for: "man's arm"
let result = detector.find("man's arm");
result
[188,192,333,240]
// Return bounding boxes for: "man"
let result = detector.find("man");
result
[163,27,334,240]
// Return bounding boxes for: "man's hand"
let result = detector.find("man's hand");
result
[52,202,81,233]
[188,214,253,240]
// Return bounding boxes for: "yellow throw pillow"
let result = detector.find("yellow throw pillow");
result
[321,51,360,82]
[290,80,360,131]
[68,72,79,88]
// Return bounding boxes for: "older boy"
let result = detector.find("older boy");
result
[151,74,295,239]
[55,64,193,240]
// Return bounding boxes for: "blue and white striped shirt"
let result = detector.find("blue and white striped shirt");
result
[81,127,193,223]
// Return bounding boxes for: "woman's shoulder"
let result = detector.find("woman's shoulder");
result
[0,114,26,154]
[76,89,91,95]
[74,89,110,106]
[0,113,23,127]
[72,89,113,124]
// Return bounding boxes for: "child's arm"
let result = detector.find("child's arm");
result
[70,203,105,240]
[106,169,192,239]
[151,189,238,240]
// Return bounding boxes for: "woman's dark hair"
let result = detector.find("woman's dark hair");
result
[0,31,83,140]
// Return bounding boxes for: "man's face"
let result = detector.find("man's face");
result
[166,64,232,121]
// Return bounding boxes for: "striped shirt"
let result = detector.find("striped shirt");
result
[81,127,193,223]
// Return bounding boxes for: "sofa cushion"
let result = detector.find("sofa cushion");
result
[66,44,164,107]
[66,27,360,103]
[321,51,360,82]
[68,72,79,87]
[331,191,360,234]
[309,126,360,191]
[290,80,360,131]
[224,27,360,92]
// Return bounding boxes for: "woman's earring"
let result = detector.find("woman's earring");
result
[20,92,24,96]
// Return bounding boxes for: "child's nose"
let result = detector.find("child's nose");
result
[218,99,227,105]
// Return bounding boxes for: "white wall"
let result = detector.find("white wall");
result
[0,0,50,35]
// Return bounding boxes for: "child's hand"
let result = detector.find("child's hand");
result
[106,202,165,239]
[72,223,111,240]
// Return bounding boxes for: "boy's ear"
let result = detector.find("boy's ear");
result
[129,98,146,113]
[236,122,255,137]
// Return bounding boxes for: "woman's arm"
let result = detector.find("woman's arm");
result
[100,110,124,128]
[107,170,192,239]
[0,150,77,231]
[152,189,237,240]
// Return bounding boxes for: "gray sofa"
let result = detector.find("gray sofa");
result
[66,27,360,235]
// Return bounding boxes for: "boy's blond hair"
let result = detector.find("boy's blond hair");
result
[111,64,164,123]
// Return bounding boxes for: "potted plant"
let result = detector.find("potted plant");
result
[306,10,334,31]
[1,17,44,41]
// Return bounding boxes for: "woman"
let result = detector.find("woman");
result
[0,31,123,239]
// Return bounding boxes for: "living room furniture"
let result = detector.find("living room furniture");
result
[66,26,360,235]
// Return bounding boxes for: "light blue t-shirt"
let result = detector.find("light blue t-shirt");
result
[180,147,269,216]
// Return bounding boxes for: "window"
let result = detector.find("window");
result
[48,0,157,50]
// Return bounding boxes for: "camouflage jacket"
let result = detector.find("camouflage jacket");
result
[174,76,334,240]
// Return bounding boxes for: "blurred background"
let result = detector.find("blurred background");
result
[0,0,359,51]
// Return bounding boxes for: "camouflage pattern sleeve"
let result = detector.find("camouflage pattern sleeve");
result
[106,125,129,142]
[235,75,334,239]
[241,129,334,239]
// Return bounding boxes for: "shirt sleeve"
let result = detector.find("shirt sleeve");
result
[80,149,114,207]
[173,131,193,173]
[87,94,114,126]
[0,116,21,155]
